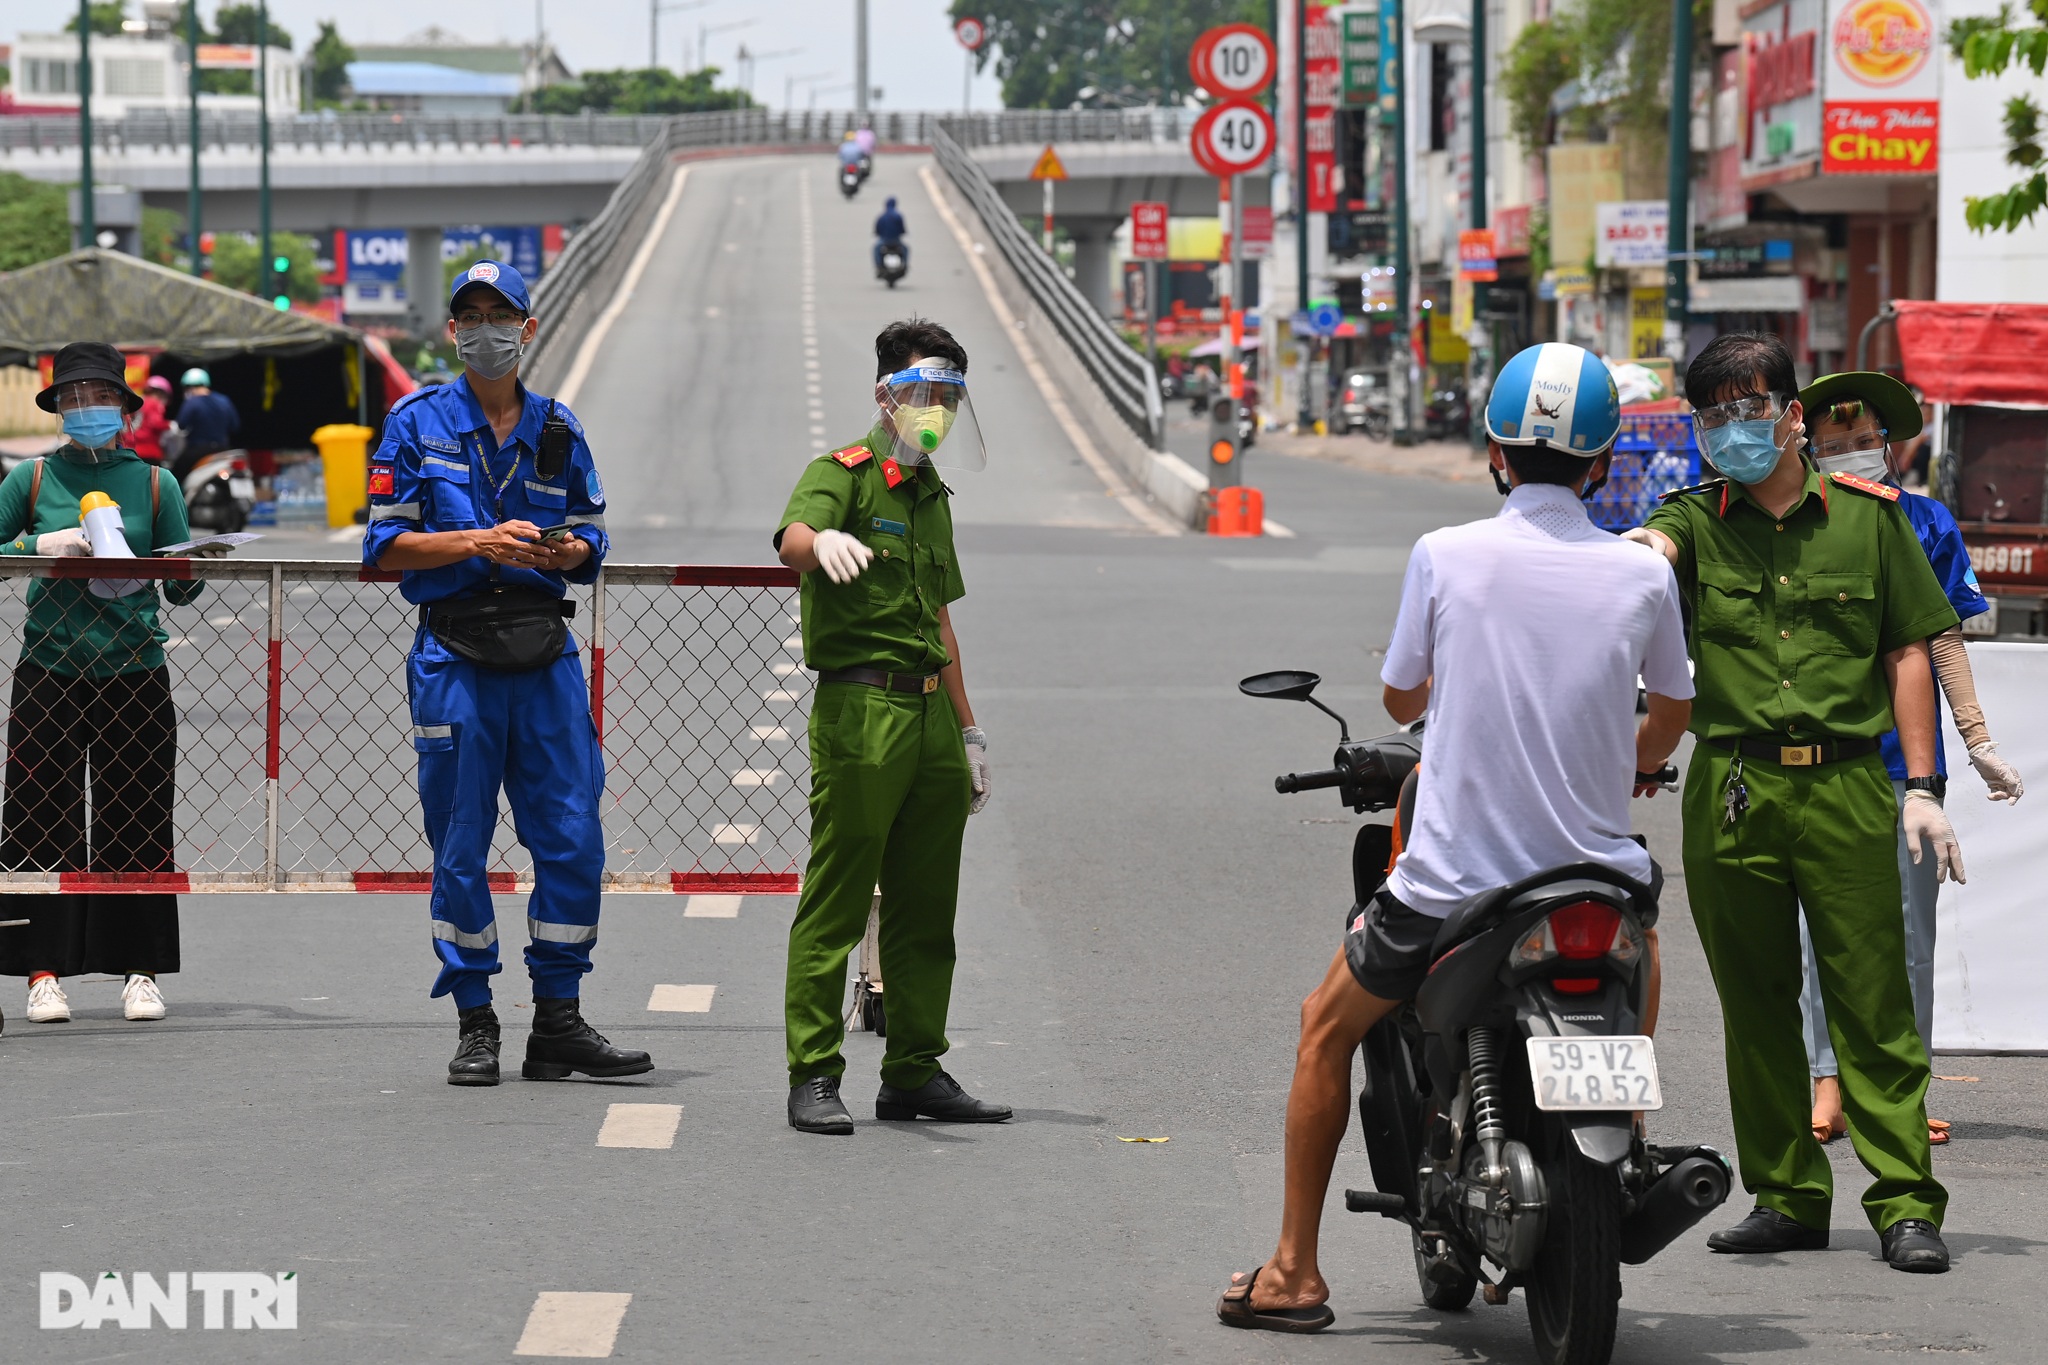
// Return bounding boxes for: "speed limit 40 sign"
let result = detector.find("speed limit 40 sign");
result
[1190,98,1275,177]
[1190,23,1276,97]
[954,16,986,50]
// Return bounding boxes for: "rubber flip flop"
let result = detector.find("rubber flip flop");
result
[1929,1118,1952,1146]
[1216,1267,1335,1334]
[1812,1113,1846,1144]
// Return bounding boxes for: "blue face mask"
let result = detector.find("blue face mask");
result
[61,405,124,450]
[1700,417,1784,485]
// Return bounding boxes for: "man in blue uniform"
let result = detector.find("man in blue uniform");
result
[363,259,651,1087]
[872,196,907,273]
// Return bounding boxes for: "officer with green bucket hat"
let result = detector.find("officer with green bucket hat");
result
[773,318,1006,1135]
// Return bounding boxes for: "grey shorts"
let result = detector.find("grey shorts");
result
[1342,889,1443,1002]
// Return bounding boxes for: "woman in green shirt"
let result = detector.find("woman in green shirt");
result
[0,343,203,1028]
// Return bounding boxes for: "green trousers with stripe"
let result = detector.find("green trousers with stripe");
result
[785,681,970,1089]
[1682,746,1945,1232]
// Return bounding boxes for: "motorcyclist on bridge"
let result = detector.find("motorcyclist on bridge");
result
[1216,342,1695,1333]
[872,196,908,274]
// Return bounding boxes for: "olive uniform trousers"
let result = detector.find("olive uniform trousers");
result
[785,680,970,1088]
[1682,746,1946,1232]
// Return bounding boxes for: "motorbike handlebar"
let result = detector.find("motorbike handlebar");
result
[1275,768,1346,794]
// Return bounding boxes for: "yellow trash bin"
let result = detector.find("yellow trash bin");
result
[310,423,376,528]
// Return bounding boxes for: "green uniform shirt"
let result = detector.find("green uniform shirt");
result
[776,431,965,673]
[0,444,202,677]
[1642,466,1957,741]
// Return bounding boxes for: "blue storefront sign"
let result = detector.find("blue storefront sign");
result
[345,229,409,283]
[339,227,544,285]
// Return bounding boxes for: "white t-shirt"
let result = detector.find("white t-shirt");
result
[1381,482,1695,918]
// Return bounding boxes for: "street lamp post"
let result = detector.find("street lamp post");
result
[789,69,835,111]
[1664,0,1694,342]
[259,1,273,304]
[855,0,869,116]
[77,0,95,250]
[187,0,202,275]
[699,18,756,78]
[654,0,712,72]
[744,47,803,104]
[1294,0,1311,431]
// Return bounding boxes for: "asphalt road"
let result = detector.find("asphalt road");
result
[2,153,2043,1363]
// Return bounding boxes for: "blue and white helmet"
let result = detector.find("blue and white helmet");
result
[1485,342,1621,457]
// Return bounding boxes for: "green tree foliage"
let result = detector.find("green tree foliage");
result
[527,67,754,115]
[64,2,128,37]
[1499,0,1711,153]
[951,0,1266,109]
[1503,16,1580,151]
[0,174,71,271]
[209,231,323,304]
[1950,2,2048,230]
[308,21,354,105]
[214,4,293,52]
[140,207,183,267]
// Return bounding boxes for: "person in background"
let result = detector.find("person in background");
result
[1793,372,2025,1148]
[873,196,909,274]
[0,342,208,1025]
[128,376,173,464]
[171,368,239,478]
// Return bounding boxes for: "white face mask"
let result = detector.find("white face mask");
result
[1813,448,1890,484]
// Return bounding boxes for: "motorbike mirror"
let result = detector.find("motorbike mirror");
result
[1239,670,1350,740]
[1238,670,1321,701]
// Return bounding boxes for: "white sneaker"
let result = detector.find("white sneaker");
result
[26,976,71,1023]
[122,974,166,1021]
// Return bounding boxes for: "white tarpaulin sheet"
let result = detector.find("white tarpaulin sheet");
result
[1934,641,2048,1054]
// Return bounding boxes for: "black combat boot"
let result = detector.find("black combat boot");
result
[448,1004,501,1086]
[523,997,654,1080]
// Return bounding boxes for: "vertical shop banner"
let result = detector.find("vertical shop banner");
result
[1240,206,1275,258]
[1130,201,1170,259]
[1341,7,1379,104]
[1630,287,1667,359]
[1822,0,1939,174]
[1306,4,1341,213]
[1741,0,1825,184]
[1492,206,1531,258]
[1458,229,1498,280]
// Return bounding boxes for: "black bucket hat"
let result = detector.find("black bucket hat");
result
[36,340,145,414]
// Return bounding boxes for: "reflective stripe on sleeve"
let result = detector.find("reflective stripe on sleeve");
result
[432,918,498,950]
[529,917,598,945]
[566,513,606,530]
[413,724,452,739]
[369,502,422,521]
[421,454,468,474]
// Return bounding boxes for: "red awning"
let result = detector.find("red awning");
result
[1893,299,2048,407]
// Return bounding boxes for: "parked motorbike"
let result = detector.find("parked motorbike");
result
[182,448,256,533]
[1338,370,1393,440]
[1240,669,1730,1365]
[1425,385,1471,441]
[876,243,908,288]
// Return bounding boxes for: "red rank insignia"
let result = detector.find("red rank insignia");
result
[368,465,394,496]
[829,445,873,468]
[1828,471,1900,502]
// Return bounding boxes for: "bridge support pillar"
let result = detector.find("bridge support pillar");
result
[1068,227,1115,320]
[406,226,446,341]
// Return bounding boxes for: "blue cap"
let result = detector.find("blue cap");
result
[448,259,531,315]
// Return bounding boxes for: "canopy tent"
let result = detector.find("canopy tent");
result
[1894,300,2048,409]
[0,249,408,449]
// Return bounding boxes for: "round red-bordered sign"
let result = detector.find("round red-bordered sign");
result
[1192,23,1275,97]
[1190,98,1275,177]
[955,16,986,50]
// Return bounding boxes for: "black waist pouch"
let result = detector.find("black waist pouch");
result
[423,589,574,672]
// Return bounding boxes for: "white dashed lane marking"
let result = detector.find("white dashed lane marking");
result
[646,984,716,1013]
[596,1103,684,1149]
[514,1291,633,1357]
[682,894,742,918]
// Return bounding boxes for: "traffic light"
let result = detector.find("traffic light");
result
[272,295,291,311]
[1207,392,1241,487]
[272,255,290,275]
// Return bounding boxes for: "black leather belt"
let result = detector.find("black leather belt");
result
[1700,736,1882,767]
[818,666,941,695]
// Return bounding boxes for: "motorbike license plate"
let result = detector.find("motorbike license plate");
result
[1527,1035,1663,1112]
[229,477,256,500]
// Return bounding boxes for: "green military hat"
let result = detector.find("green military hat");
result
[1798,371,1923,441]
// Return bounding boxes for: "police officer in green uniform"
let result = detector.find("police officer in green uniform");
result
[1628,333,1961,1272]
[773,319,1008,1135]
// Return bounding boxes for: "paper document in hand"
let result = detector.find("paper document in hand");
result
[153,533,266,557]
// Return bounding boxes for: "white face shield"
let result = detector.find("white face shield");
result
[870,366,987,473]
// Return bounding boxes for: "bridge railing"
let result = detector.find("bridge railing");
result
[930,122,1165,450]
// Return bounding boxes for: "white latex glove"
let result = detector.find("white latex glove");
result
[1968,741,2024,802]
[35,528,90,557]
[1902,789,1966,884]
[811,528,873,584]
[963,725,991,814]
[186,541,233,559]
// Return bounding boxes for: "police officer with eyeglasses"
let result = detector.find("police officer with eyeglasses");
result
[364,260,650,1087]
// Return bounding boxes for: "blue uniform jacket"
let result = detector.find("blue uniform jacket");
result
[1881,489,1989,781]
[874,208,906,244]
[361,376,609,610]
[176,391,241,449]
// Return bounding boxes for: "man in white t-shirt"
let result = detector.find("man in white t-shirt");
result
[1219,342,1696,1334]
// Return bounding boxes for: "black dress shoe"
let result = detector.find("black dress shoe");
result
[1707,1206,1829,1253]
[448,1004,501,1086]
[875,1069,1012,1122]
[1880,1219,1950,1273]
[789,1076,855,1135]
[522,998,654,1080]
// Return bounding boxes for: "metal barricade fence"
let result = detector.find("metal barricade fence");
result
[0,559,811,895]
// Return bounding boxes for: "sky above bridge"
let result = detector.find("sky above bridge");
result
[0,0,1006,112]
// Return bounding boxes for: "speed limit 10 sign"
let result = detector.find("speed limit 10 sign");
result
[954,16,986,50]
[1190,22,1275,97]
[1190,98,1275,177]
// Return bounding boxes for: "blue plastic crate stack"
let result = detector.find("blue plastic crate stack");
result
[1587,413,1700,532]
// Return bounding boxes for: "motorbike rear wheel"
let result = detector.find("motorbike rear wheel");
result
[1524,1150,1621,1365]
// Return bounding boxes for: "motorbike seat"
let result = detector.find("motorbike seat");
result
[1428,861,1659,960]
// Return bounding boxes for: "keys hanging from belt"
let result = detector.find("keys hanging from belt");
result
[1722,755,1749,827]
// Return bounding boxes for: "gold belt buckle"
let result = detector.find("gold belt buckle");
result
[1780,745,1818,766]
[922,674,939,694]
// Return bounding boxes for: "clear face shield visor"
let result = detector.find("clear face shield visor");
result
[872,366,987,472]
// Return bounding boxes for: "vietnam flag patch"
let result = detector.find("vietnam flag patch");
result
[368,465,395,496]
[1828,470,1900,502]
